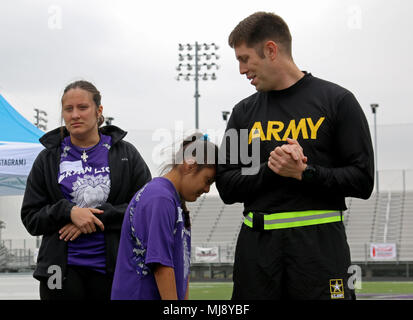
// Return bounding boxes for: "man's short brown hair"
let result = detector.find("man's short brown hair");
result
[228,12,292,57]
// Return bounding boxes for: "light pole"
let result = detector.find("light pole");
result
[370,103,379,193]
[176,42,219,129]
[34,108,48,130]
[105,116,114,126]
[33,108,48,248]
[222,111,230,126]
[0,220,5,244]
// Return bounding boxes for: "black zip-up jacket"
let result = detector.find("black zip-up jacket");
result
[216,73,374,214]
[21,125,152,280]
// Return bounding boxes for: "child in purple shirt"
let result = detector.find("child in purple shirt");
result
[111,133,217,300]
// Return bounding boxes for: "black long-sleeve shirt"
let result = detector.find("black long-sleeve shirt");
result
[21,125,152,279]
[216,73,374,215]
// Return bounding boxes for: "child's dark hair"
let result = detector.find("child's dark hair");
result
[160,132,218,229]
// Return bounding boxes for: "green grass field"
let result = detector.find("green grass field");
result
[188,281,413,300]
[189,282,233,300]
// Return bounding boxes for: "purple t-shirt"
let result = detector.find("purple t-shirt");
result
[111,177,191,300]
[58,134,112,273]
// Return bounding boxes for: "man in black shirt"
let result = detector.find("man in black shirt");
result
[216,12,374,300]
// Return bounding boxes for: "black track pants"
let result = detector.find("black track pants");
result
[232,222,356,300]
[39,265,113,300]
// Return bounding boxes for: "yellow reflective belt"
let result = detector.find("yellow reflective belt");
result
[244,210,341,230]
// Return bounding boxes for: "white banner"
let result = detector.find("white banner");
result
[370,243,397,260]
[195,247,219,263]
[0,142,43,176]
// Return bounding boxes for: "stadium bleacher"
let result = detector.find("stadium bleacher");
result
[400,191,413,261]
[188,191,413,263]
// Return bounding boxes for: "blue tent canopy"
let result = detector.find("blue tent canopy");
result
[0,94,44,143]
[0,94,44,196]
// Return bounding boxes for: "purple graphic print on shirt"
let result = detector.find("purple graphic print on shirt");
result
[58,134,112,273]
[111,177,191,300]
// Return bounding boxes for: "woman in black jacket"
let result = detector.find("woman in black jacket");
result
[21,80,152,300]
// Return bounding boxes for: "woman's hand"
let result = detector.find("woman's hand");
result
[59,223,82,241]
[70,206,104,234]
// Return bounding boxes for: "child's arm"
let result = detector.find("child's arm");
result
[154,264,178,300]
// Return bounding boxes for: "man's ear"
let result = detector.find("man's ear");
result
[264,40,278,60]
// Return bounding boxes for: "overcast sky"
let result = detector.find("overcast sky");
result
[1,0,413,176]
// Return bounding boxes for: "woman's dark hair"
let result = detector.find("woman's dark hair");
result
[160,132,218,229]
[61,80,105,127]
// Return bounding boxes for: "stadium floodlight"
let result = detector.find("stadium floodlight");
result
[210,43,219,50]
[175,41,220,129]
[370,103,379,193]
[105,116,114,126]
[34,108,48,130]
[204,62,219,70]
[222,111,230,125]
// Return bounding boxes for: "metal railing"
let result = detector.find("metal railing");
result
[0,239,36,271]
[0,238,411,272]
[377,169,413,192]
